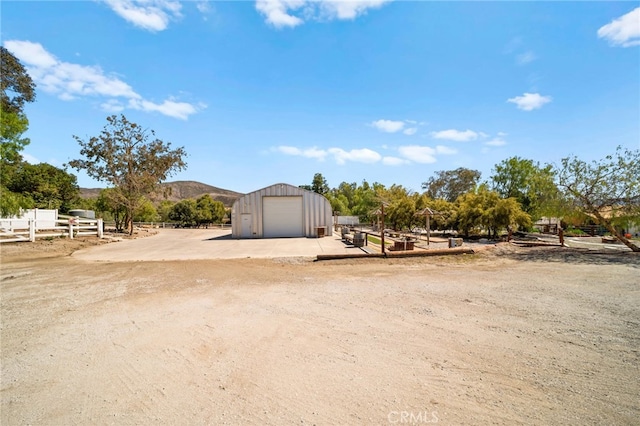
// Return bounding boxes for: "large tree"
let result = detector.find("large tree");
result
[490,156,558,220]
[169,199,198,227]
[557,147,640,252]
[1,46,36,164]
[311,172,329,195]
[1,46,37,216]
[455,185,530,238]
[422,167,481,202]
[68,115,187,234]
[196,194,226,227]
[5,162,79,212]
[383,185,417,231]
[1,46,36,115]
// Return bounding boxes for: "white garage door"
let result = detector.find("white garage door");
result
[263,196,303,238]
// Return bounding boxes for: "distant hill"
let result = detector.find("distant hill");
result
[80,180,244,207]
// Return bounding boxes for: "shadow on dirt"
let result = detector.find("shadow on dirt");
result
[500,246,640,268]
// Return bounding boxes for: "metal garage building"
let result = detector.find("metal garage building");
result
[231,183,333,238]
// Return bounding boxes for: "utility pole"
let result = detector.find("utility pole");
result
[381,203,386,255]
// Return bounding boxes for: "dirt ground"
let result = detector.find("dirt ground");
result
[1,239,639,425]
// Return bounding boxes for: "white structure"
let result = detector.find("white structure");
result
[0,208,58,231]
[231,183,332,238]
[336,216,360,226]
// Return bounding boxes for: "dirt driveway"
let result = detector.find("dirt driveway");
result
[1,239,639,425]
[72,228,357,261]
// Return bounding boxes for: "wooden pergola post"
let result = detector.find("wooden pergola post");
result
[416,207,442,247]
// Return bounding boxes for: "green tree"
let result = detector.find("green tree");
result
[490,157,558,220]
[1,46,36,115]
[96,188,126,230]
[351,181,385,223]
[133,198,159,222]
[72,197,98,212]
[422,167,481,202]
[325,192,350,215]
[1,46,37,216]
[557,147,640,251]
[386,195,416,231]
[419,197,457,232]
[0,111,30,164]
[169,199,198,227]
[0,185,31,217]
[156,200,175,223]
[482,195,531,238]
[455,185,530,238]
[1,46,36,164]
[211,200,226,224]
[311,172,329,195]
[455,189,486,237]
[380,185,417,230]
[195,194,225,227]
[326,181,357,215]
[68,115,187,235]
[6,162,79,212]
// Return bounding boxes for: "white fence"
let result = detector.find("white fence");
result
[0,218,103,243]
[336,216,360,226]
[0,208,58,230]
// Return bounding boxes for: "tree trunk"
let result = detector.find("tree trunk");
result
[125,211,134,236]
[591,209,640,252]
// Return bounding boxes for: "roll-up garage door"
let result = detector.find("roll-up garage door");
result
[262,196,304,238]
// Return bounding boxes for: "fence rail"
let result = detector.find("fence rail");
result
[0,218,103,243]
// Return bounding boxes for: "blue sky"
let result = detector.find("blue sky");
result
[3,1,639,194]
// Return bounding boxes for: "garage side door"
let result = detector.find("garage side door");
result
[263,196,303,238]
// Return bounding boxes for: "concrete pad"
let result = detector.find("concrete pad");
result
[73,228,364,261]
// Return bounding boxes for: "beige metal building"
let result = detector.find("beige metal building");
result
[231,183,333,238]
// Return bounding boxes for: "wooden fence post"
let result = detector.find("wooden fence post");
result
[97,218,103,238]
[29,219,36,242]
[69,218,75,240]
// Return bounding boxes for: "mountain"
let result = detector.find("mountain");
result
[79,181,244,207]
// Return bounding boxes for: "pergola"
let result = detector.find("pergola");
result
[415,207,443,246]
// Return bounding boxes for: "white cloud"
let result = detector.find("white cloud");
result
[255,0,305,28]
[497,131,508,137]
[3,40,56,68]
[383,156,409,166]
[105,0,182,32]
[398,145,437,164]
[4,40,201,120]
[371,119,405,133]
[275,143,457,166]
[403,127,417,136]
[256,0,390,28]
[101,99,126,113]
[485,138,507,147]
[129,99,198,120]
[328,147,381,165]
[319,0,389,20]
[597,7,640,48]
[196,1,212,14]
[276,145,382,164]
[275,145,327,161]
[516,50,536,65]
[430,129,479,142]
[394,144,456,164]
[507,92,552,111]
[435,145,457,155]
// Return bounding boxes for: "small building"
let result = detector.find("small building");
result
[231,183,332,238]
